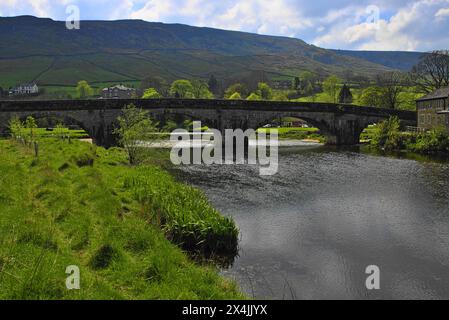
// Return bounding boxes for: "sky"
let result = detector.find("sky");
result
[0,0,448,51]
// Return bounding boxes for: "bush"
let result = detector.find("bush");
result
[371,116,404,151]
[408,127,449,154]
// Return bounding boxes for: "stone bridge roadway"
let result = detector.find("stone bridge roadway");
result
[0,99,417,146]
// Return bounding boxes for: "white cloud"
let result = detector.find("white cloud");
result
[210,0,312,37]
[313,0,449,51]
[435,7,449,17]
[129,0,173,21]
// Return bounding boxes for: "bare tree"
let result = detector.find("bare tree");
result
[376,71,407,109]
[411,50,449,93]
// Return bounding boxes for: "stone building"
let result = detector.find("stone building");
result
[416,87,449,130]
[271,80,293,90]
[101,85,136,99]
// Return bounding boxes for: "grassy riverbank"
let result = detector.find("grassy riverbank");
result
[366,117,449,156]
[0,138,243,299]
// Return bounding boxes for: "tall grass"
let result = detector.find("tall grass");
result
[123,167,239,256]
[0,138,243,299]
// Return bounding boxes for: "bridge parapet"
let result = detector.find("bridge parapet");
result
[0,99,417,146]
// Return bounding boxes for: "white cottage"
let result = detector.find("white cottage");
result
[10,83,39,95]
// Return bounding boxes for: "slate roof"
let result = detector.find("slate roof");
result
[417,87,449,101]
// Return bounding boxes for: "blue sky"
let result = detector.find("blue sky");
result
[1,0,448,51]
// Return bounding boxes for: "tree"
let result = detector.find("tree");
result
[256,82,273,100]
[360,86,383,107]
[25,116,37,144]
[76,80,94,98]
[376,71,406,109]
[169,80,195,98]
[411,50,449,93]
[0,87,4,98]
[139,76,169,97]
[298,71,318,96]
[246,92,261,101]
[228,92,242,100]
[191,80,214,99]
[208,75,220,95]
[272,92,289,101]
[323,75,341,103]
[294,77,300,91]
[371,116,402,151]
[113,104,160,165]
[338,84,353,104]
[224,83,248,99]
[8,116,24,141]
[142,88,161,99]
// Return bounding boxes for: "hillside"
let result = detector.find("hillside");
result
[330,50,424,71]
[0,15,399,89]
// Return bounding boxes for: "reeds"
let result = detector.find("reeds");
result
[124,166,239,256]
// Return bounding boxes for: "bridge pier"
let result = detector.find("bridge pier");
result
[326,119,365,145]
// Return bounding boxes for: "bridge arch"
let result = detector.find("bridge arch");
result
[0,99,417,146]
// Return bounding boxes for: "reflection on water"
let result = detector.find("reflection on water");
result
[177,145,449,300]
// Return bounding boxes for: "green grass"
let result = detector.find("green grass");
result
[0,138,243,299]
[34,128,90,139]
[257,127,324,142]
[257,127,319,134]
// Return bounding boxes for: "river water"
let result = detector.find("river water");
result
[177,144,449,300]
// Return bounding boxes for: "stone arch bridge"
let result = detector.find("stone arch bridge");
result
[0,99,416,146]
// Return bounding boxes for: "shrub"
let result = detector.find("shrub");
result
[371,116,404,151]
[409,127,449,154]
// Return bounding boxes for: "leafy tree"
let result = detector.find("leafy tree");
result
[139,76,169,97]
[224,83,248,99]
[371,116,402,151]
[228,92,242,100]
[411,50,449,93]
[297,71,318,95]
[360,86,383,107]
[170,80,195,98]
[76,80,94,99]
[142,88,162,99]
[207,75,220,95]
[376,71,406,109]
[192,80,214,99]
[272,92,289,101]
[113,104,160,165]
[323,75,341,103]
[257,82,273,100]
[338,84,353,104]
[246,93,261,101]
[8,116,24,141]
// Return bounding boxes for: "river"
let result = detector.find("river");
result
[177,143,449,300]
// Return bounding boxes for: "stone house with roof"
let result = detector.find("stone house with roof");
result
[416,87,449,130]
[101,85,136,99]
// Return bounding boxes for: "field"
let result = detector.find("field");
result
[0,137,243,299]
